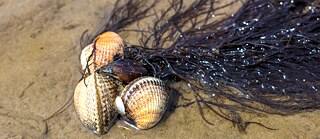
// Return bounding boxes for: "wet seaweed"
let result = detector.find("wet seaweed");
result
[84,0,320,131]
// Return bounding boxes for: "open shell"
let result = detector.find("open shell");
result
[115,76,169,129]
[74,72,119,135]
[80,31,124,74]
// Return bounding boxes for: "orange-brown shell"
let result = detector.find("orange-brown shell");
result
[80,31,124,74]
[115,76,169,129]
[74,72,119,135]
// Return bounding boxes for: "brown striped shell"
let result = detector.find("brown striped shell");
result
[74,72,119,135]
[115,76,169,129]
[80,31,124,74]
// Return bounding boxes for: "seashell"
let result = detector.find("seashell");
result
[74,72,120,135]
[115,76,169,129]
[80,31,124,74]
[98,59,148,83]
[80,43,95,73]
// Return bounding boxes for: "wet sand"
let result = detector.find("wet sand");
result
[0,0,320,138]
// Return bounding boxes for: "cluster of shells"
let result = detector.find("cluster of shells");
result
[74,32,169,135]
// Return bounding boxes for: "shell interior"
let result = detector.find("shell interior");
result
[115,96,126,115]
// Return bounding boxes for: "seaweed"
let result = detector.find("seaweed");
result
[84,0,320,132]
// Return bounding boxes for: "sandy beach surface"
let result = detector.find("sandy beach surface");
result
[0,0,319,138]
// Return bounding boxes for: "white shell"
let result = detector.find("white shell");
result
[116,76,169,129]
[115,96,126,115]
[80,43,95,73]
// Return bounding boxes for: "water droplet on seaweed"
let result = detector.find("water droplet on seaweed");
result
[187,83,192,88]
[311,86,318,92]
[283,74,287,79]
[243,21,249,26]
[244,94,250,99]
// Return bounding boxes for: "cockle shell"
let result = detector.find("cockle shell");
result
[74,72,119,135]
[80,43,95,73]
[98,59,148,83]
[80,31,124,74]
[115,76,169,129]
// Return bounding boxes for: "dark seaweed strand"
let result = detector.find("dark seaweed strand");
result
[121,0,280,130]
[119,0,320,130]
[212,0,320,112]
[82,0,320,132]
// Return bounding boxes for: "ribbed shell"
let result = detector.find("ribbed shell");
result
[74,72,119,135]
[80,31,124,73]
[117,76,169,129]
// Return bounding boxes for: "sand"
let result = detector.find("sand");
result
[0,0,319,138]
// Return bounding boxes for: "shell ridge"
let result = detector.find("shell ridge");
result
[93,73,103,134]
